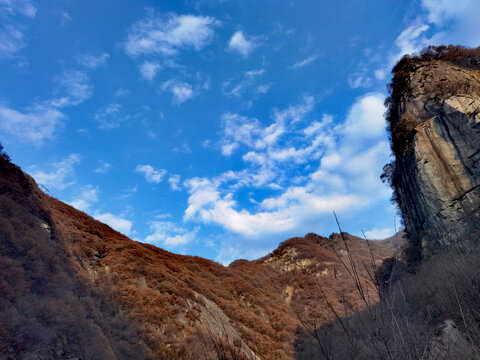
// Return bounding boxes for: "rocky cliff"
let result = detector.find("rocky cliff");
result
[385,46,480,262]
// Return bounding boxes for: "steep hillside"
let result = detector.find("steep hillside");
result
[0,156,398,360]
[384,45,480,262]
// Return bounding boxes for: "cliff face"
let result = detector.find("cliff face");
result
[0,156,398,360]
[387,46,480,261]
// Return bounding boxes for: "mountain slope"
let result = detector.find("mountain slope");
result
[0,157,398,359]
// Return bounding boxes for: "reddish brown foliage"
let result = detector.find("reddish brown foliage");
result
[0,157,398,359]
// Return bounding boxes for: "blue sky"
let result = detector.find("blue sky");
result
[1,0,479,264]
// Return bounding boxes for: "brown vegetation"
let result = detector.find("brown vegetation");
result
[0,156,398,359]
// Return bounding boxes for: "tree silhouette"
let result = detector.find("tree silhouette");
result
[0,142,11,162]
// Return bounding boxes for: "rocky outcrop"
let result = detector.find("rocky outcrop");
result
[386,46,480,261]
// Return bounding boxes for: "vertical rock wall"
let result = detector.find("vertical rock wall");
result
[389,59,480,260]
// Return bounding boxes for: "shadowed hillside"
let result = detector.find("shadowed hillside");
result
[0,156,398,359]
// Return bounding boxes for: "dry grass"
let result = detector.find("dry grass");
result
[294,222,480,359]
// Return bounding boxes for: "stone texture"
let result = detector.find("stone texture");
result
[392,60,480,258]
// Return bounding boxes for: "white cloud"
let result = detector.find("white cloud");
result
[303,114,333,137]
[394,24,430,60]
[0,68,95,145]
[95,162,111,174]
[227,31,256,57]
[124,12,219,57]
[221,142,239,156]
[31,154,80,190]
[115,88,130,97]
[77,52,109,69]
[0,23,26,60]
[340,93,386,140]
[183,93,393,238]
[184,179,295,235]
[69,185,99,211]
[94,212,133,236]
[364,227,394,240]
[0,0,37,60]
[291,54,318,70]
[314,93,391,198]
[376,0,480,78]
[0,105,64,145]
[422,0,480,46]
[421,0,480,27]
[160,79,194,104]
[139,60,161,81]
[221,113,261,154]
[222,68,265,97]
[59,11,71,26]
[184,177,360,236]
[94,103,129,129]
[220,95,316,160]
[348,73,372,89]
[256,83,271,94]
[144,220,198,248]
[374,69,386,80]
[50,70,93,108]
[168,175,182,191]
[215,242,269,266]
[0,0,37,18]
[135,164,167,183]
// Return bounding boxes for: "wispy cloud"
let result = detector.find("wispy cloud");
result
[50,70,93,108]
[94,212,133,236]
[160,79,195,104]
[144,220,198,249]
[374,0,480,80]
[168,175,182,191]
[222,69,265,97]
[124,12,220,57]
[94,161,111,174]
[59,11,71,26]
[0,105,64,145]
[69,185,99,211]
[291,54,318,70]
[184,93,391,237]
[135,164,167,183]
[139,60,161,81]
[220,95,315,158]
[94,103,131,129]
[77,52,110,69]
[0,66,95,145]
[30,154,81,190]
[0,0,37,60]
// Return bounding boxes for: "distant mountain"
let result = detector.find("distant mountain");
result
[0,156,399,359]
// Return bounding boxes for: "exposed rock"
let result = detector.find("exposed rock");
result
[387,47,480,261]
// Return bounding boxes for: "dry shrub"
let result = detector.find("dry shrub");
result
[295,237,480,359]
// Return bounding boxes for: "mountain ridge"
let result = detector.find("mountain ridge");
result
[0,156,399,359]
